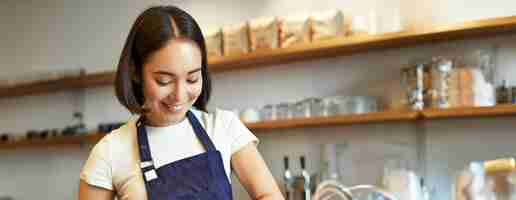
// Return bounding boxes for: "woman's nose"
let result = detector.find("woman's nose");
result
[169,81,187,102]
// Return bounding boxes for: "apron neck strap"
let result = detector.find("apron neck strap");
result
[186,110,216,151]
[136,110,217,164]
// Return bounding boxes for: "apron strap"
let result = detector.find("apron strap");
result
[136,117,158,182]
[186,110,217,151]
[135,110,217,183]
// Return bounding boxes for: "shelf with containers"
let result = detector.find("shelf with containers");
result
[1,15,516,98]
[0,133,103,150]
[2,15,516,150]
[2,104,516,149]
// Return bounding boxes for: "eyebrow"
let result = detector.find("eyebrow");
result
[154,68,202,77]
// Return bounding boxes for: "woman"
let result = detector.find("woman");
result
[79,6,284,200]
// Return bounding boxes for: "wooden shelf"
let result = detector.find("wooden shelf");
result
[246,110,419,130]
[2,105,516,149]
[422,104,516,119]
[0,71,115,98]
[0,133,105,150]
[2,16,516,98]
[209,15,516,72]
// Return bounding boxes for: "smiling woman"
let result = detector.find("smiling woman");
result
[141,38,204,126]
[78,5,284,200]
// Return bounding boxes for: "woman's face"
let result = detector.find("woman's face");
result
[142,38,203,126]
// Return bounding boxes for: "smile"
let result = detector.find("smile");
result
[163,103,185,112]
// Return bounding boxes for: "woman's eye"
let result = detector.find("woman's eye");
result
[156,79,171,86]
[187,78,199,84]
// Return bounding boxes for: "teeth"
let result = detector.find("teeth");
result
[165,104,183,111]
[173,105,182,111]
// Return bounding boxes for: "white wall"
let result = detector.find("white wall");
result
[1,0,516,200]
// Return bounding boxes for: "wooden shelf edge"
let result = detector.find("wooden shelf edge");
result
[0,133,106,150]
[422,104,516,119]
[245,110,418,130]
[2,105,516,149]
[0,71,115,98]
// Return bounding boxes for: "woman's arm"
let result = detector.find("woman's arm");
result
[78,180,115,200]
[231,143,285,200]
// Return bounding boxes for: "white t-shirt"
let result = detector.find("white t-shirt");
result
[80,108,258,200]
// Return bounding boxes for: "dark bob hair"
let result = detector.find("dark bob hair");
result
[115,6,211,114]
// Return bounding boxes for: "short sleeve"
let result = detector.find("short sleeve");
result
[225,111,259,155]
[80,135,114,191]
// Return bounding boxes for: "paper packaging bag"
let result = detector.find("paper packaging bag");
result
[204,28,223,57]
[249,17,279,51]
[278,14,312,48]
[311,10,345,41]
[222,22,250,56]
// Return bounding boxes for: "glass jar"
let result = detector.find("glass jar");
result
[429,57,453,109]
[311,98,325,117]
[455,49,497,107]
[329,96,349,115]
[401,63,425,110]
[350,96,379,114]
[276,102,293,120]
[260,104,277,121]
[293,98,323,118]
[321,97,339,117]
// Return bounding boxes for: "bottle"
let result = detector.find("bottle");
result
[283,156,294,200]
[300,156,311,200]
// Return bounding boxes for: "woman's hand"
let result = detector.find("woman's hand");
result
[78,180,115,200]
[232,143,285,200]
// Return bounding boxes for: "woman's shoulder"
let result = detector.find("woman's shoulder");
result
[93,115,139,151]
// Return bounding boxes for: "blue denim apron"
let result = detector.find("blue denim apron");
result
[136,111,233,200]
